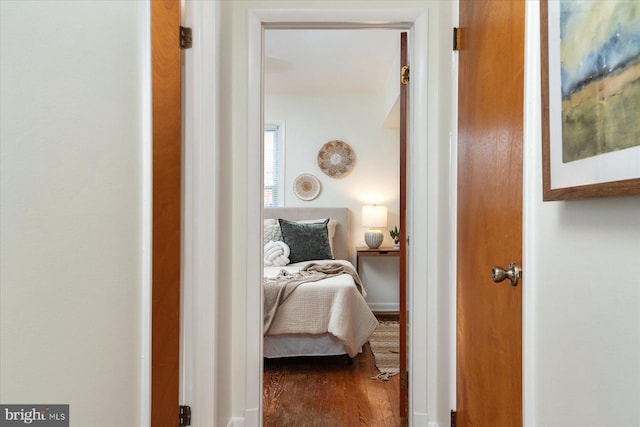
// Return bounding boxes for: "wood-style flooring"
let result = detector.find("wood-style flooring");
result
[263,343,400,427]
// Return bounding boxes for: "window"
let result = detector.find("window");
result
[264,121,284,207]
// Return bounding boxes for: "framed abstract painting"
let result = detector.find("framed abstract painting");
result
[541,0,640,200]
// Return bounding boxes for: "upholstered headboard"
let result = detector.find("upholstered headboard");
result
[264,208,350,260]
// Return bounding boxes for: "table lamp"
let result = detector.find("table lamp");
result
[362,205,387,249]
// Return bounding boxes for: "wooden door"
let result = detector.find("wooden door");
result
[456,0,525,426]
[151,0,182,425]
[398,31,409,427]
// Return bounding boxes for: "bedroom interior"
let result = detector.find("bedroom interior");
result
[261,28,403,425]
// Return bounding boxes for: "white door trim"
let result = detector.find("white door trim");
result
[181,1,221,426]
[522,2,538,426]
[246,7,432,426]
[140,2,152,425]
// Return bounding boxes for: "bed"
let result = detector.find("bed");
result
[263,207,379,359]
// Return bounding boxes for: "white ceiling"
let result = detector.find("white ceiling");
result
[264,29,401,94]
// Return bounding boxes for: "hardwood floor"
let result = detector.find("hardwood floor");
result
[263,342,400,427]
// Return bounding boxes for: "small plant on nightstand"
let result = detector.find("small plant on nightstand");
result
[389,226,400,246]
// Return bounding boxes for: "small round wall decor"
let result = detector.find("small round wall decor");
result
[317,140,356,178]
[293,173,321,201]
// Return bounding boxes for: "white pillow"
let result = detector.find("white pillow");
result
[264,218,277,226]
[263,224,282,245]
[264,240,290,266]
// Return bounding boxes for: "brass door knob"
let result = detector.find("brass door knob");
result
[491,262,522,286]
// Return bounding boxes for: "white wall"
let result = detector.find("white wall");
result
[266,93,400,244]
[0,2,149,426]
[265,92,400,309]
[524,3,640,427]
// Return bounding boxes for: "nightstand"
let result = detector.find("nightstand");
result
[356,246,400,271]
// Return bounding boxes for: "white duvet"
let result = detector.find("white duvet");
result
[264,259,378,357]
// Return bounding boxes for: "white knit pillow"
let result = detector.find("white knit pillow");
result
[263,224,282,245]
[264,240,290,266]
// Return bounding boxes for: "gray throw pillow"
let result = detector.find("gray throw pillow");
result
[278,218,333,263]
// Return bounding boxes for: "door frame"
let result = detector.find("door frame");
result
[522,1,537,425]
[246,8,431,426]
[179,1,221,426]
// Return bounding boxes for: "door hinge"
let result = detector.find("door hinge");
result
[179,405,192,427]
[180,26,193,50]
[453,27,461,51]
[400,65,410,85]
[400,370,409,389]
[451,409,457,427]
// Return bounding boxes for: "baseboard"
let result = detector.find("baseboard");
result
[226,417,244,427]
[368,302,399,312]
[412,411,430,427]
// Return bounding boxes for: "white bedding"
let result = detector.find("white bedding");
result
[264,259,378,358]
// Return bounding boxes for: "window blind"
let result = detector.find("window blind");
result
[264,124,283,207]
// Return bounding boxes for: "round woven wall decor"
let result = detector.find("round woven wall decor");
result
[293,173,321,201]
[317,140,356,178]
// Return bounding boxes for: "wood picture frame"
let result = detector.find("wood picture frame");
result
[540,0,640,201]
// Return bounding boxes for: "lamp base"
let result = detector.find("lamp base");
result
[364,230,383,249]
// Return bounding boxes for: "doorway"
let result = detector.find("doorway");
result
[246,8,433,426]
[262,27,403,425]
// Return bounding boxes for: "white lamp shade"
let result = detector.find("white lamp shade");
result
[362,205,387,228]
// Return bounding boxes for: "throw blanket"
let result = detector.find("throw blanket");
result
[263,262,365,334]
[264,240,290,266]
